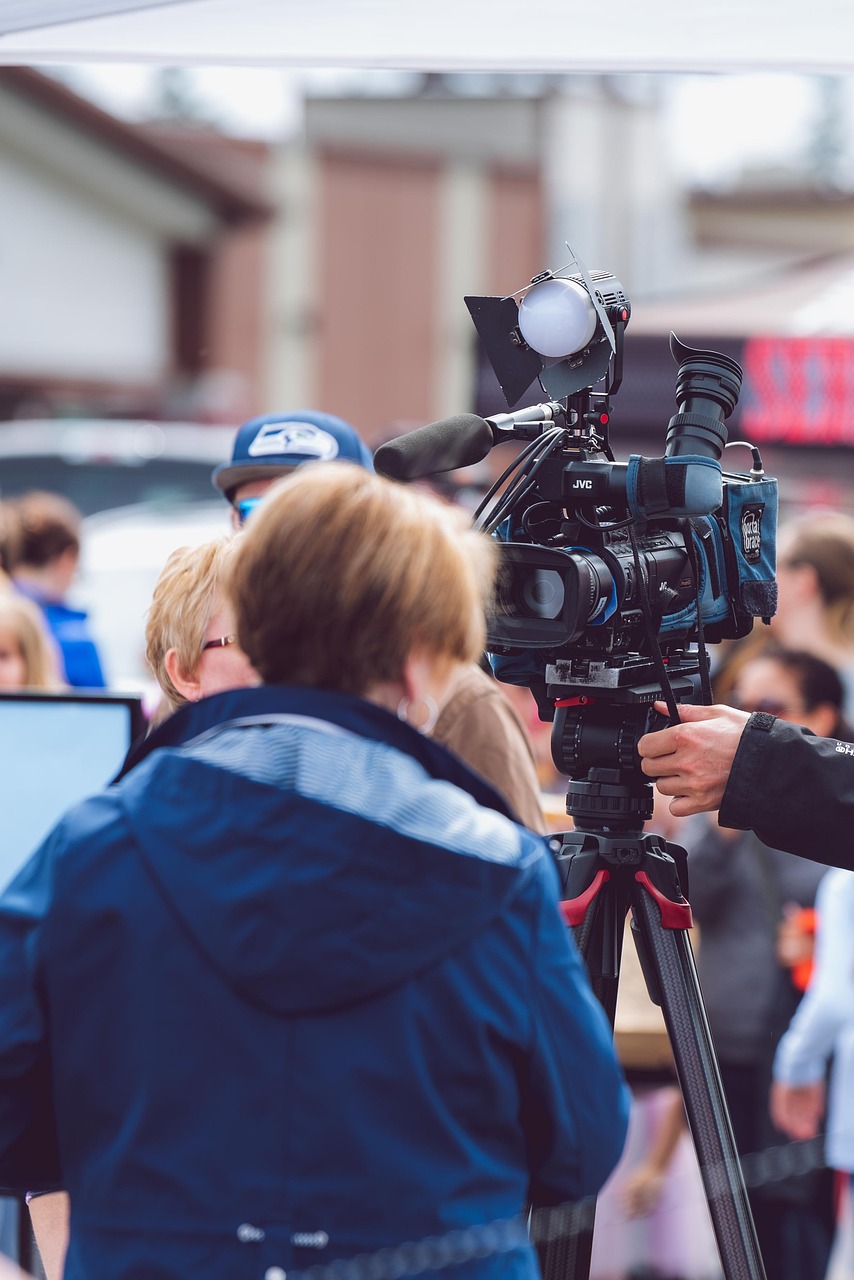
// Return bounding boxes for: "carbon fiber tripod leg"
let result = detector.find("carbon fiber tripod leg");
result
[629,875,766,1280]
[539,833,767,1280]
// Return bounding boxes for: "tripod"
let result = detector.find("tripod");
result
[537,693,767,1280]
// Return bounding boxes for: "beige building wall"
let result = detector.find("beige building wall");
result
[316,149,442,438]
[264,96,548,443]
[264,145,320,416]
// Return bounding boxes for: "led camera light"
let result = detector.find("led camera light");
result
[517,277,598,359]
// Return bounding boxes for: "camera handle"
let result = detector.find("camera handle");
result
[535,802,767,1280]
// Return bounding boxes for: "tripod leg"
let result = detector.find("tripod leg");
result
[537,852,628,1280]
[629,876,767,1280]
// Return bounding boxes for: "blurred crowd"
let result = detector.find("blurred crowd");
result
[1,417,854,1280]
[0,490,105,694]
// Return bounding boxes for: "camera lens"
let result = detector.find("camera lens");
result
[520,569,565,619]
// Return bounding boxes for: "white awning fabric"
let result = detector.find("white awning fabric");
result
[1,0,853,73]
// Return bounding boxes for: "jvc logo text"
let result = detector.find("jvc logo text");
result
[572,480,594,490]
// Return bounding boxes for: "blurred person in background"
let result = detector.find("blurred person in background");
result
[8,491,106,689]
[715,511,854,714]
[213,410,546,831]
[0,501,18,585]
[629,647,847,1278]
[771,865,854,1280]
[774,513,854,688]
[0,593,62,691]
[0,462,629,1280]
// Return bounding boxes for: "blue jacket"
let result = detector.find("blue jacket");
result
[0,685,629,1280]
[13,581,106,688]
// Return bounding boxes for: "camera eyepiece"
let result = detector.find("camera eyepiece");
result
[665,333,744,460]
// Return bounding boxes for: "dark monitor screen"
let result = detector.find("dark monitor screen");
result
[0,690,145,894]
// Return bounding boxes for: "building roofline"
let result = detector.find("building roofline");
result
[0,66,272,224]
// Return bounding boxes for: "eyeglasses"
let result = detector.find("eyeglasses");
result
[735,698,801,718]
[236,497,263,526]
[201,635,236,651]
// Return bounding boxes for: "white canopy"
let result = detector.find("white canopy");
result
[1,0,853,73]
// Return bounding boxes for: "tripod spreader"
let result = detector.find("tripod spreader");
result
[558,829,693,931]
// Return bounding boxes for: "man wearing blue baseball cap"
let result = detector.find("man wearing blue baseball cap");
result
[212,410,374,527]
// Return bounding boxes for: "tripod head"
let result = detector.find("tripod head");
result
[547,659,697,832]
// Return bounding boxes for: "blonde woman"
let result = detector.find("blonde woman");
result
[0,593,62,690]
[0,464,628,1280]
[145,535,259,721]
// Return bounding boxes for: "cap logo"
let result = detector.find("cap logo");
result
[248,422,340,461]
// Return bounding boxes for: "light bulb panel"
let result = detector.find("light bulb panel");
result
[517,278,598,359]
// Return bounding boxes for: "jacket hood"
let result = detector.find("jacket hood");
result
[115,687,545,1017]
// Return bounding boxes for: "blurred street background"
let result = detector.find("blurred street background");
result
[2,65,854,687]
[3,57,854,1280]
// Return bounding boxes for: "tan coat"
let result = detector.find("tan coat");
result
[434,664,546,834]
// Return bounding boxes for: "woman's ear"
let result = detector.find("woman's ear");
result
[164,648,201,703]
[401,651,456,712]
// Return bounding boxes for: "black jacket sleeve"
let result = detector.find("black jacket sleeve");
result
[718,712,854,869]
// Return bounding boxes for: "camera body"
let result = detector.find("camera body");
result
[489,444,777,671]
[461,265,778,713]
[374,258,779,721]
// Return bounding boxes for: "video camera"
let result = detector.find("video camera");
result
[376,254,778,733]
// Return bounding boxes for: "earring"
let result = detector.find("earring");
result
[397,694,439,735]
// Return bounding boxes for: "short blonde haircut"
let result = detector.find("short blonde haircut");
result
[145,536,237,711]
[227,463,497,695]
[0,594,62,689]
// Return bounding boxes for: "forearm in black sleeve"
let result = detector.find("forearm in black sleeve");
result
[718,712,854,868]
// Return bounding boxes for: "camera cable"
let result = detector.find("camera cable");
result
[477,428,568,535]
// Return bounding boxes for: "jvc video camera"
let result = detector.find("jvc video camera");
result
[375,254,778,716]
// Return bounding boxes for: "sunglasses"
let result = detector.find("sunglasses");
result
[236,497,264,526]
[735,698,800,718]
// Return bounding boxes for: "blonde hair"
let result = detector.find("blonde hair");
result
[780,511,854,644]
[145,536,237,712]
[227,463,497,695]
[0,594,62,689]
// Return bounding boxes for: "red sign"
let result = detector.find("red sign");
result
[741,337,854,445]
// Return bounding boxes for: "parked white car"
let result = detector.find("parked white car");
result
[72,501,230,697]
[0,418,236,514]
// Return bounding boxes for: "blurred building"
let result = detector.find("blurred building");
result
[266,80,686,443]
[0,68,271,423]
[629,178,854,512]
[4,68,853,517]
[264,79,854,515]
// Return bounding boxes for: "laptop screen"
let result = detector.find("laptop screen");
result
[0,690,144,894]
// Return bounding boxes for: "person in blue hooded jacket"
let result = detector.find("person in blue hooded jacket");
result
[10,490,106,688]
[0,462,629,1280]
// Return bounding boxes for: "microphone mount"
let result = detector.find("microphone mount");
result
[485,401,566,442]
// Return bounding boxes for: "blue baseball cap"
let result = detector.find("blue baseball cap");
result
[212,410,374,501]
